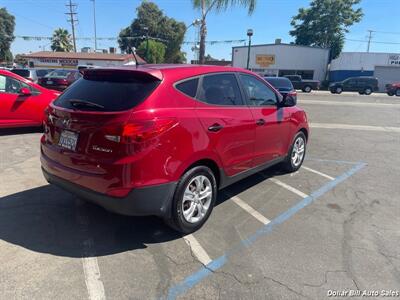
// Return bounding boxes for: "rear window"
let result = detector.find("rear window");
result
[11,69,30,77]
[54,75,160,112]
[45,70,73,78]
[176,78,199,98]
[265,78,293,89]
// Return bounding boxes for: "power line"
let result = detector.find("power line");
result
[345,38,400,45]
[65,0,78,52]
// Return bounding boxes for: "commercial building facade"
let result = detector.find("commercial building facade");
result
[329,52,400,91]
[21,51,145,69]
[232,43,330,81]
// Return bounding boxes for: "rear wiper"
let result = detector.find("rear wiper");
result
[68,99,105,110]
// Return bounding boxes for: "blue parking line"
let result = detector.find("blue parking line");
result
[166,160,367,300]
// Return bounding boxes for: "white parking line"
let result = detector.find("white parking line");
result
[298,99,400,108]
[302,166,335,180]
[183,234,212,266]
[231,196,271,225]
[310,123,400,133]
[269,178,309,199]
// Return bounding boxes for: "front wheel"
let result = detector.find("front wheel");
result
[303,85,312,93]
[280,132,307,173]
[364,87,372,95]
[335,87,343,94]
[396,89,400,97]
[165,166,217,233]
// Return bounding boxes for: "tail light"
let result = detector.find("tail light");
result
[104,118,178,144]
[288,90,297,97]
[56,78,68,85]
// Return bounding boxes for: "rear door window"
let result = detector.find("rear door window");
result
[54,73,160,112]
[197,73,243,106]
[176,78,199,98]
[239,74,278,106]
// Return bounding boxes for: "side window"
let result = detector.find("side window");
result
[175,78,199,98]
[198,73,243,106]
[0,75,6,92]
[239,74,277,106]
[1,75,22,94]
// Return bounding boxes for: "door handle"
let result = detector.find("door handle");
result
[256,119,266,126]
[208,123,223,132]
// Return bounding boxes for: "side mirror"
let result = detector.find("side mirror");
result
[280,92,297,107]
[19,87,31,96]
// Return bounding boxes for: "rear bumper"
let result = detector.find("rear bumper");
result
[42,167,177,218]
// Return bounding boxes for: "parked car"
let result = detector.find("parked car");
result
[38,69,81,91]
[284,75,320,93]
[10,68,39,83]
[0,69,60,128]
[36,69,55,79]
[264,76,297,103]
[386,82,400,96]
[41,65,309,233]
[329,77,379,95]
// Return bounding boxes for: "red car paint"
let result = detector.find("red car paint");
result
[0,70,61,128]
[40,65,309,219]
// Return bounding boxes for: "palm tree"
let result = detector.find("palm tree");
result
[192,0,256,64]
[51,28,73,52]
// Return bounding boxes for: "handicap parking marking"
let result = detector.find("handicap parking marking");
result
[301,165,335,180]
[165,159,367,300]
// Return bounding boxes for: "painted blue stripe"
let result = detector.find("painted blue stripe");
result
[165,161,366,300]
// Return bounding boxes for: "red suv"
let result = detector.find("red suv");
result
[41,65,309,233]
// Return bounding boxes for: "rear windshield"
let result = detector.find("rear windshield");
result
[45,70,73,78]
[265,78,293,89]
[53,76,159,112]
[11,69,30,77]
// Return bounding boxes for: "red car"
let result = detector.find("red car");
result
[0,70,60,128]
[386,82,400,96]
[38,69,81,91]
[41,65,309,233]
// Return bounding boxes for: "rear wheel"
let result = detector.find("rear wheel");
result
[358,91,364,95]
[364,87,372,95]
[387,92,394,96]
[335,87,343,94]
[165,166,217,233]
[280,132,306,173]
[396,89,400,97]
[303,85,312,93]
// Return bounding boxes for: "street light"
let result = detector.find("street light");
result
[90,0,97,51]
[246,29,253,70]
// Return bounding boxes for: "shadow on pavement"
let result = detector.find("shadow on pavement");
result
[0,126,42,136]
[0,165,282,258]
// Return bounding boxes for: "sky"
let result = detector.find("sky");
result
[2,0,400,61]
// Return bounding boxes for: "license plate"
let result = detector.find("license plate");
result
[58,130,78,151]
[47,80,53,84]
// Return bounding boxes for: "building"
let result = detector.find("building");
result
[232,42,330,81]
[21,51,146,69]
[329,52,400,91]
[191,60,231,66]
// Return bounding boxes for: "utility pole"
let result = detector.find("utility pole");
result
[66,0,78,52]
[90,0,97,51]
[367,30,373,52]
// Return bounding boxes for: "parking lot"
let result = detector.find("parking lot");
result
[0,91,399,299]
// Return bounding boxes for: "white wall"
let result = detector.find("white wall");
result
[232,44,330,81]
[330,52,399,71]
[28,58,133,69]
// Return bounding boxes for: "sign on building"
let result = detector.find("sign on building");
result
[388,55,400,66]
[256,55,275,67]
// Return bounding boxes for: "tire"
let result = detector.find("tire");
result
[280,131,307,173]
[396,89,400,97]
[302,85,312,93]
[387,92,394,96]
[165,166,217,233]
[358,91,364,95]
[335,87,343,94]
[364,87,372,95]
[330,89,336,94]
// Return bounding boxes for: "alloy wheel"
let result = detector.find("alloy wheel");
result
[291,136,305,167]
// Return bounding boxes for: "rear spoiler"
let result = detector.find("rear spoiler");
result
[82,67,163,81]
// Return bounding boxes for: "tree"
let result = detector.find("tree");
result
[118,2,186,63]
[290,0,363,59]
[0,8,15,62]
[192,0,256,64]
[51,28,73,52]
[137,39,166,63]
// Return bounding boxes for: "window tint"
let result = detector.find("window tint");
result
[198,73,243,106]
[240,74,277,106]
[176,78,199,98]
[265,77,293,89]
[0,75,22,94]
[54,77,159,112]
